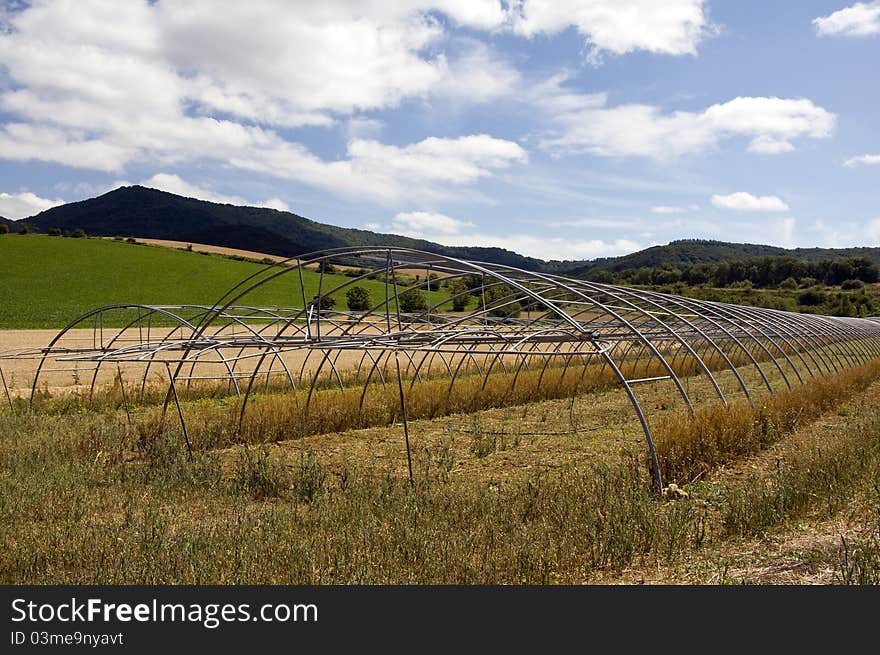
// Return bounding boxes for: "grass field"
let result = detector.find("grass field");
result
[0,234,449,329]
[3,233,879,585]
[2,352,879,584]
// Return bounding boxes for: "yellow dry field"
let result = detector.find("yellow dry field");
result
[117,238,431,276]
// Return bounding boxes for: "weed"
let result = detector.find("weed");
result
[233,444,290,500]
[836,536,880,585]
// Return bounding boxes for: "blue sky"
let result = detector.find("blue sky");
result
[1,0,879,261]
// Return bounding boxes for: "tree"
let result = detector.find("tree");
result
[0,223,8,235]
[588,269,614,284]
[47,228,62,236]
[798,288,826,306]
[71,228,86,238]
[840,279,864,290]
[446,278,471,311]
[777,277,797,290]
[399,289,428,313]
[309,295,336,311]
[345,286,371,311]
[484,284,522,318]
[17,225,29,234]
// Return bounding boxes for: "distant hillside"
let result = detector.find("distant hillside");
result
[20,186,577,273]
[16,189,880,277]
[0,234,450,329]
[571,239,880,277]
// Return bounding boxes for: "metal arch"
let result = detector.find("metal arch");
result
[13,246,880,494]
[28,304,203,406]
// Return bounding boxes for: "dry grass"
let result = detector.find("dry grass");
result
[653,360,880,484]
[3,363,880,584]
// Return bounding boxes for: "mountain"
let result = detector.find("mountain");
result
[20,186,578,272]
[15,188,880,276]
[569,239,880,277]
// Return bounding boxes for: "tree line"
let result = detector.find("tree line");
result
[590,255,880,288]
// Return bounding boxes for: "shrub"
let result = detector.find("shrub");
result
[777,277,797,290]
[588,269,615,284]
[345,286,371,311]
[17,225,29,234]
[399,289,428,313]
[71,228,86,238]
[841,279,864,290]
[452,293,469,312]
[484,284,523,318]
[798,288,826,306]
[234,445,289,500]
[48,228,62,236]
[125,237,138,244]
[309,295,336,311]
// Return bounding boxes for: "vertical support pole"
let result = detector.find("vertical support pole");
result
[395,352,414,487]
[601,352,663,492]
[0,366,14,414]
[117,363,132,432]
[165,363,192,457]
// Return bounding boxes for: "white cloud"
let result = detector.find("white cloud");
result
[814,2,880,37]
[442,233,643,260]
[346,117,384,140]
[373,209,642,259]
[262,197,290,212]
[141,174,247,205]
[710,192,790,212]
[0,1,525,203]
[510,0,712,61]
[844,153,880,167]
[747,135,795,154]
[651,205,699,214]
[867,218,880,243]
[433,41,521,103]
[391,211,475,236]
[141,173,290,211]
[548,217,641,228]
[0,0,526,200]
[229,134,526,203]
[536,78,836,158]
[0,190,65,219]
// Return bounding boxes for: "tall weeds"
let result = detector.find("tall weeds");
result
[654,361,880,484]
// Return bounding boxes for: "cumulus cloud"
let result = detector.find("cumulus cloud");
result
[535,79,836,158]
[710,192,790,212]
[0,190,65,219]
[141,173,291,210]
[228,134,526,203]
[844,154,880,167]
[510,0,712,62]
[814,2,880,37]
[375,209,642,259]
[0,1,527,203]
[390,211,475,237]
[262,197,290,212]
[651,205,700,214]
[441,234,643,260]
[141,174,248,205]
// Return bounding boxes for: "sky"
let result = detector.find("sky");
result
[0,1,879,262]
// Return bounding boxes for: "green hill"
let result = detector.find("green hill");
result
[571,239,880,277]
[0,234,448,329]
[13,187,880,282]
[20,185,568,272]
